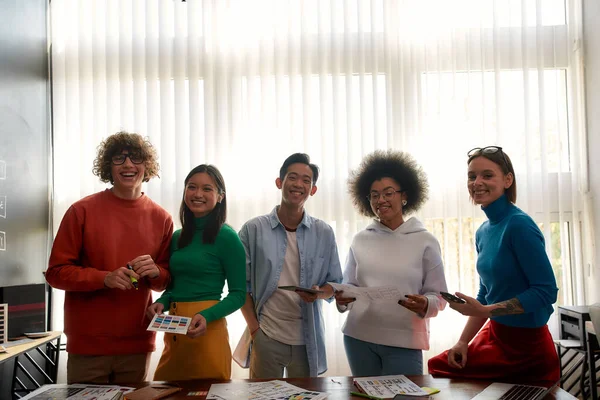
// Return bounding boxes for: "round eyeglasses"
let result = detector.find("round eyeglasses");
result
[467,146,509,168]
[367,189,403,203]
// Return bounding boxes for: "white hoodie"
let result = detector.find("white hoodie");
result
[341,217,448,350]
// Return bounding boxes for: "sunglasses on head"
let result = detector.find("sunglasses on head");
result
[467,146,509,168]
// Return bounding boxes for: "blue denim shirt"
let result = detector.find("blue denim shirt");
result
[239,206,343,376]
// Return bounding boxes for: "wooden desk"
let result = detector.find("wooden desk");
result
[0,331,62,399]
[134,376,575,399]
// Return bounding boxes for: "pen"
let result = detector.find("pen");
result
[127,263,139,290]
[350,392,383,400]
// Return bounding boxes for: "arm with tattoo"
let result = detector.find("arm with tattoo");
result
[489,297,525,317]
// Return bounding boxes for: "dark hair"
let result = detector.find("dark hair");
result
[348,150,429,217]
[279,153,320,184]
[467,149,517,203]
[177,164,227,248]
[92,131,160,184]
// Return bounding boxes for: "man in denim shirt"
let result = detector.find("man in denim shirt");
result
[239,153,343,378]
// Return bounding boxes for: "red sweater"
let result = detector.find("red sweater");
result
[46,189,173,355]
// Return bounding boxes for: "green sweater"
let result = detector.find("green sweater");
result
[156,216,246,323]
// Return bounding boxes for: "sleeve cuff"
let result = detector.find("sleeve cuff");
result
[423,294,442,319]
[199,310,214,324]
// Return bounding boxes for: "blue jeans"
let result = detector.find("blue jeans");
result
[344,335,423,376]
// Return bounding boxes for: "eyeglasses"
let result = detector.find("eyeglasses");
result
[367,189,403,203]
[111,153,144,165]
[467,146,509,168]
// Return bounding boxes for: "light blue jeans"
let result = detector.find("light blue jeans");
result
[344,335,423,376]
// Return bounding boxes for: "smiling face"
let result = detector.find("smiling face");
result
[467,156,514,207]
[110,149,146,199]
[184,172,224,218]
[369,177,407,229]
[276,162,317,208]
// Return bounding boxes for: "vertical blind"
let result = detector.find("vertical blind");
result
[50,0,590,377]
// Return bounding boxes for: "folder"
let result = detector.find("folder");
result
[123,384,181,400]
[232,326,252,369]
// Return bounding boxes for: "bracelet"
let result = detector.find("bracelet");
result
[251,326,260,336]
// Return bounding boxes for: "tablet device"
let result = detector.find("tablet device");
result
[278,286,324,295]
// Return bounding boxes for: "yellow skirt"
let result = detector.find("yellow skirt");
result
[153,300,231,381]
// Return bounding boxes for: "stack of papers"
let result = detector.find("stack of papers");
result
[353,375,430,398]
[21,384,134,400]
[207,380,328,400]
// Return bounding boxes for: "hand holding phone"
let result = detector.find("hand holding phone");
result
[440,291,466,304]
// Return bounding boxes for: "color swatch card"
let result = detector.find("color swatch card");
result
[147,314,191,335]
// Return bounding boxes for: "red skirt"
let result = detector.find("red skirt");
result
[428,320,559,386]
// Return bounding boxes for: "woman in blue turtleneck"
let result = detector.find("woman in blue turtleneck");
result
[428,146,559,385]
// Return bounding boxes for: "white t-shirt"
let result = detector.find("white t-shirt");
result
[260,230,304,345]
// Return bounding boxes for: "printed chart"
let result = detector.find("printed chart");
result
[147,314,191,335]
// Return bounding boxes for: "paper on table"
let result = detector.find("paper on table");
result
[146,313,191,335]
[328,282,404,302]
[207,380,328,400]
[20,384,134,400]
[353,375,429,398]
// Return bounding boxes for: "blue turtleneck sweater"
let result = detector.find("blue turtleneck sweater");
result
[475,194,558,328]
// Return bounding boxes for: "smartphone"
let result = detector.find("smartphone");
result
[440,291,466,304]
[393,395,431,400]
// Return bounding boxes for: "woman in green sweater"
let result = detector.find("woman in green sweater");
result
[147,164,246,381]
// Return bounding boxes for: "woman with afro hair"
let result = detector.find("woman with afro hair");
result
[335,149,448,376]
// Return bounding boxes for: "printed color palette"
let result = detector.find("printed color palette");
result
[147,313,191,335]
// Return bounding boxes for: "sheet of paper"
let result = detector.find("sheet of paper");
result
[232,326,251,368]
[328,282,404,302]
[21,384,134,400]
[146,313,192,335]
[353,375,429,397]
[207,380,328,400]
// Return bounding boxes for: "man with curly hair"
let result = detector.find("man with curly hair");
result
[334,149,448,376]
[239,153,343,378]
[46,132,173,384]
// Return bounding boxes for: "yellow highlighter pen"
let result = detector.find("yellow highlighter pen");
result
[127,263,139,290]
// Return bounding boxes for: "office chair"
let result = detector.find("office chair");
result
[586,303,600,399]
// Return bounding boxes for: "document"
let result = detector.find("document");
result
[232,326,251,368]
[353,375,429,398]
[146,313,191,335]
[207,380,328,400]
[328,282,404,302]
[21,384,134,400]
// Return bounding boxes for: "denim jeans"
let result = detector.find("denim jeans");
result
[343,335,423,376]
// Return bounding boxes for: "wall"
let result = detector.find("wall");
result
[583,0,600,304]
[0,0,50,397]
